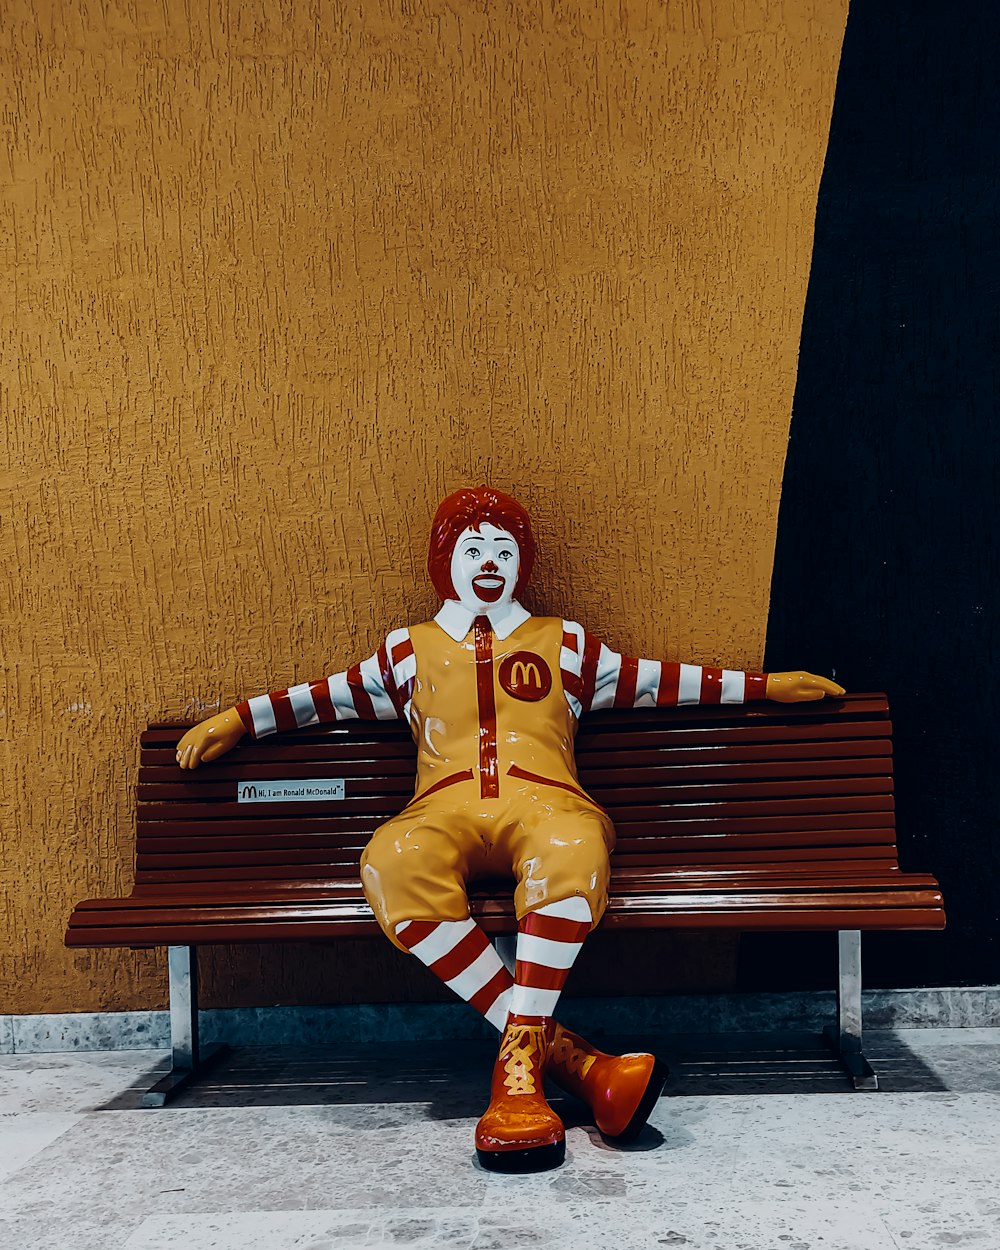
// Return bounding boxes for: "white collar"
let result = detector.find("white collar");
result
[434,598,531,643]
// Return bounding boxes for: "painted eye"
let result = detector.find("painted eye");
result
[498,549,513,561]
[466,547,481,559]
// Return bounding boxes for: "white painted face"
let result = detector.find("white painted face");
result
[450,523,520,611]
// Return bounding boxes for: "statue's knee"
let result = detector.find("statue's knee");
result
[359,827,395,880]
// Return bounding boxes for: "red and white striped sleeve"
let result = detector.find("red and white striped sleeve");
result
[559,620,767,718]
[234,627,417,738]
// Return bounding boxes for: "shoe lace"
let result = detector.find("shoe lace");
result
[501,1023,544,1096]
[550,1031,596,1078]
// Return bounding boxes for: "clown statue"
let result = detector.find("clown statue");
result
[177,487,844,1172]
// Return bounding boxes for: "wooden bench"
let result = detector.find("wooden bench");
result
[66,692,945,1103]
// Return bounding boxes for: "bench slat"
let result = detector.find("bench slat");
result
[135,825,898,866]
[68,874,944,923]
[133,794,895,823]
[133,826,900,878]
[141,717,893,756]
[135,775,894,805]
[65,900,946,948]
[136,828,900,859]
[139,755,892,786]
[142,739,418,762]
[139,759,421,782]
[138,694,887,738]
[141,738,893,773]
[74,864,936,909]
[133,828,900,857]
[576,721,893,753]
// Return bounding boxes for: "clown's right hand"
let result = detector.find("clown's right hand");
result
[176,708,247,769]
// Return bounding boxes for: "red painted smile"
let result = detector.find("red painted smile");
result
[472,575,505,603]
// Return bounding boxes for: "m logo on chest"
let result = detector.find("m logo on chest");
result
[498,651,552,702]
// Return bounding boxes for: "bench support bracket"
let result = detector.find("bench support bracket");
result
[142,945,230,1107]
[823,929,878,1091]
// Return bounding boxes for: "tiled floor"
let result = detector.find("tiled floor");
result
[2,1029,999,1249]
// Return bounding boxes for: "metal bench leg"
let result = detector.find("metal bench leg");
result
[822,930,878,1091]
[142,946,230,1107]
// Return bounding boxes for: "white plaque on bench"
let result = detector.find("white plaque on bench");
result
[237,779,346,803]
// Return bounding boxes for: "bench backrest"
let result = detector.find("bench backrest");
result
[135,693,896,892]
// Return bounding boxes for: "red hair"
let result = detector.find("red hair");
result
[428,487,535,600]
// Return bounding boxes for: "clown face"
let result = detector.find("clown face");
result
[449,524,521,609]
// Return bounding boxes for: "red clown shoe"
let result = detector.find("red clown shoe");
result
[475,1015,565,1172]
[547,1024,668,1142]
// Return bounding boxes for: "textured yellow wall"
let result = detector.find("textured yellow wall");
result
[0,0,847,1014]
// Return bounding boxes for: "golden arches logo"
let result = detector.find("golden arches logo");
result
[511,660,541,687]
[498,651,552,702]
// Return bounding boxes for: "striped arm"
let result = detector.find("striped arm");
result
[560,620,767,717]
[235,628,417,738]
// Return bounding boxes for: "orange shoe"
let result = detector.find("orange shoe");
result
[475,1015,565,1173]
[547,1024,667,1142]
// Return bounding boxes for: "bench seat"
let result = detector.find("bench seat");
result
[67,692,944,947]
[67,872,943,946]
[65,691,944,1098]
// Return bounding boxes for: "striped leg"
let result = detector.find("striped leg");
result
[508,896,667,1142]
[395,918,512,1030]
[474,896,591,1172]
[509,896,592,1020]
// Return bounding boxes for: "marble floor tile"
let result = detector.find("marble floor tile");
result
[2,1032,1000,1250]
[872,1186,1000,1250]
[0,1112,83,1183]
[118,1200,902,1250]
[891,1026,1000,1048]
[0,1104,510,1223]
[0,1050,166,1115]
[0,1214,137,1250]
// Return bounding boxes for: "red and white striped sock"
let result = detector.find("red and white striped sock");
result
[395,918,513,1030]
[509,896,593,1020]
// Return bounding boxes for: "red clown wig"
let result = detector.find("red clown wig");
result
[428,487,535,600]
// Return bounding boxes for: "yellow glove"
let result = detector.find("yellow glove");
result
[176,707,248,769]
[765,672,845,703]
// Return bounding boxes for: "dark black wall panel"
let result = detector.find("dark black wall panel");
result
[755,0,1000,990]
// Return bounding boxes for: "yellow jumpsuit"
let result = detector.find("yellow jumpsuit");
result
[360,615,615,950]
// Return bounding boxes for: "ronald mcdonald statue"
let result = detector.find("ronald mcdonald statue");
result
[177,487,843,1172]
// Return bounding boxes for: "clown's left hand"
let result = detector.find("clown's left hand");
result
[765,672,845,702]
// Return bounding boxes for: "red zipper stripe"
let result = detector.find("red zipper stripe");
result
[474,617,499,799]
